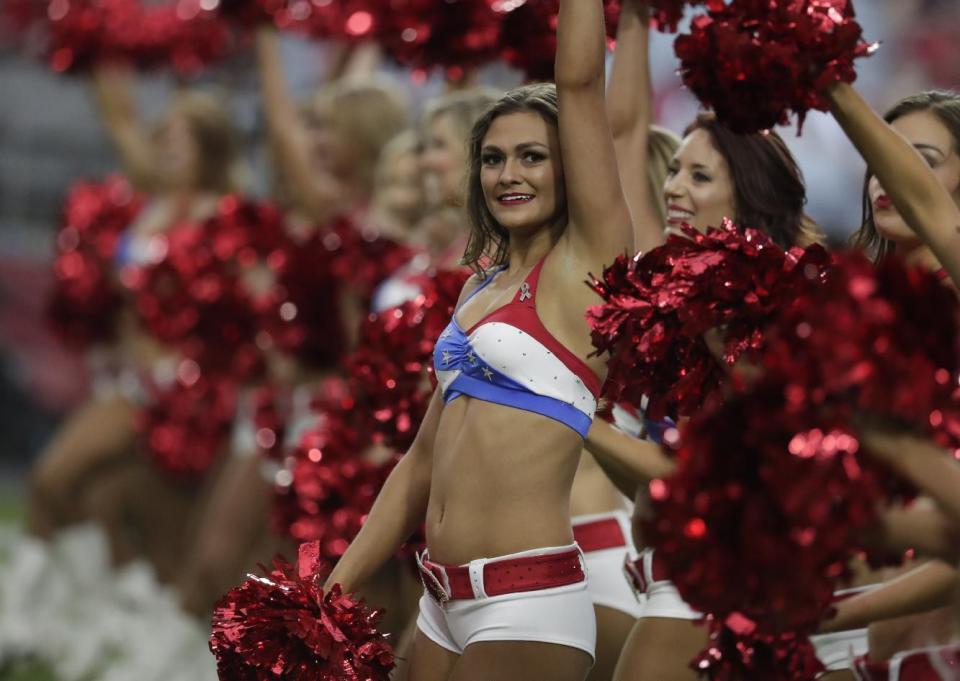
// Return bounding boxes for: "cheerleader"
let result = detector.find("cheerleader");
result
[175,28,414,616]
[569,3,680,679]
[30,64,243,581]
[325,0,633,677]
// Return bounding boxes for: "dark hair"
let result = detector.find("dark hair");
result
[684,113,814,249]
[463,83,564,275]
[851,91,960,260]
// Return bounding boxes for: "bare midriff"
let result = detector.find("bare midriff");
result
[425,396,584,566]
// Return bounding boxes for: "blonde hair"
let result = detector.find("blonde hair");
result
[167,90,244,194]
[422,88,501,146]
[311,78,410,193]
[374,130,421,190]
[646,125,681,226]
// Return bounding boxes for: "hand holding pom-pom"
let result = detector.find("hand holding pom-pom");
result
[675,0,877,133]
[210,541,394,681]
[492,0,620,81]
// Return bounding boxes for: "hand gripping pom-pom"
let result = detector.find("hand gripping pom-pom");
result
[491,0,620,81]
[674,0,877,133]
[210,541,395,681]
[586,221,830,420]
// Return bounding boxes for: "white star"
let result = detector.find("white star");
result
[439,326,453,340]
[467,351,477,365]
[481,367,494,380]
[442,350,452,365]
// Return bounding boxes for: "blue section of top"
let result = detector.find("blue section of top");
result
[643,416,676,444]
[433,317,591,439]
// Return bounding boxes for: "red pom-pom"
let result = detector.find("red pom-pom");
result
[210,541,395,681]
[674,0,877,133]
[374,0,501,79]
[46,0,232,74]
[646,253,955,677]
[491,0,619,81]
[47,175,145,349]
[693,616,825,681]
[138,368,238,478]
[646,0,714,32]
[587,221,830,420]
[271,404,386,561]
[347,268,470,451]
[327,219,415,311]
[130,196,282,381]
[260,225,347,370]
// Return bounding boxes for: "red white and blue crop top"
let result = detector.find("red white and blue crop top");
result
[433,257,602,437]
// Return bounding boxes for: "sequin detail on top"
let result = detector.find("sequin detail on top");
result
[433,257,602,437]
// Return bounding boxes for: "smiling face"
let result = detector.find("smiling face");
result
[663,128,736,235]
[154,105,201,191]
[479,111,564,236]
[868,110,960,245]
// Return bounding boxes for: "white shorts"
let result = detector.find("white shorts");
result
[811,627,869,673]
[573,511,644,618]
[631,549,702,621]
[415,545,597,660]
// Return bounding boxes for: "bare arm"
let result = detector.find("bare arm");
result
[829,83,960,285]
[860,426,960,531]
[607,0,664,254]
[867,501,960,565]
[91,65,157,191]
[325,388,442,591]
[819,561,959,633]
[557,0,634,263]
[584,417,676,498]
[255,26,343,223]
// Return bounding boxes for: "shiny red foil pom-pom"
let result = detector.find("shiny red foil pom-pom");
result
[347,268,469,451]
[674,0,877,133]
[271,405,386,561]
[138,369,238,479]
[375,0,502,78]
[47,175,144,349]
[587,221,830,420]
[327,219,415,312]
[491,0,620,81]
[210,541,395,681]
[646,0,717,33]
[129,196,284,381]
[46,0,232,74]
[646,253,956,679]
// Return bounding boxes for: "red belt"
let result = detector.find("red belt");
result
[416,547,585,603]
[853,646,960,681]
[572,516,627,553]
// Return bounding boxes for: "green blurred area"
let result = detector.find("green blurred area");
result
[0,660,58,681]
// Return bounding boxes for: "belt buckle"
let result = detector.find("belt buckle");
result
[415,551,450,604]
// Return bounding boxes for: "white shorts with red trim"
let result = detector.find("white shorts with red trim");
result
[414,544,597,660]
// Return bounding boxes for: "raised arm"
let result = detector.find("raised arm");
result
[325,388,442,591]
[255,26,343,223]
[607,0,665,254]
[91,65,157,191]
[584,417,676,498]
[829,83,960,285]
[556,0,634,263]
[818,561,959,634]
